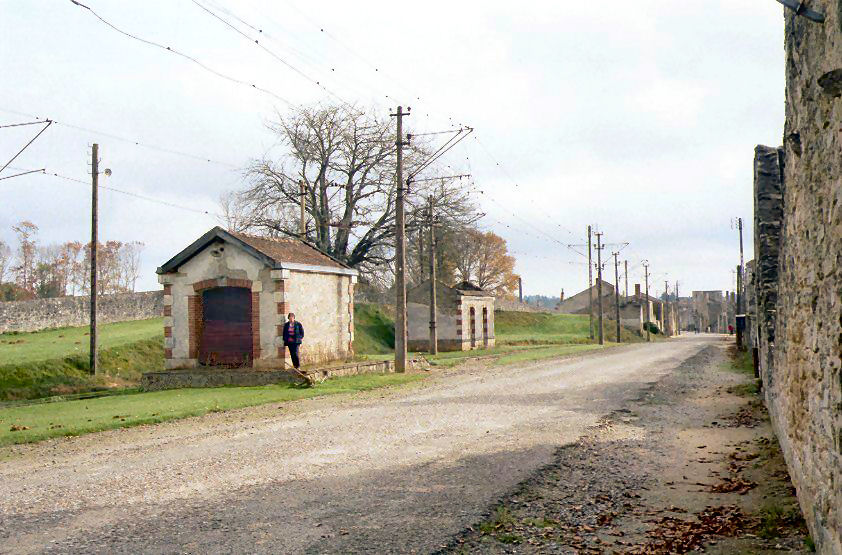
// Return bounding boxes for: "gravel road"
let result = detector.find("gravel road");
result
[0,335,718,554]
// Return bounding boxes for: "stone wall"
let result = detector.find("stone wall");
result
[495,297,548,313]
[0,291,163,333]
[765,3,842,551]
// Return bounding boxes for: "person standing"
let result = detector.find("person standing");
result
[282,312,304,369]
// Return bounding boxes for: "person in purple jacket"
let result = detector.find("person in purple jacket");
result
[282,313,304,369]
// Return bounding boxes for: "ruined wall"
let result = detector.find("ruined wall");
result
[0,291,163,333]
[770,3,842,551]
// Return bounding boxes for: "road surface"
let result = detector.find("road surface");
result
[0,335,719,554]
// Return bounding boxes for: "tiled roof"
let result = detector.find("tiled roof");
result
[229,231,348,269]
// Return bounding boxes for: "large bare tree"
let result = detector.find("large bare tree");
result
[231,103,477,277]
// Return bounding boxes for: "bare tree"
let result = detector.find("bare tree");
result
[0,240,11,284]
[11,221,39,294]
[232,103,477,279]
[120,241,144,292]
[219,191,253,232]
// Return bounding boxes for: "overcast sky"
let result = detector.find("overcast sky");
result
[1,0,785,297]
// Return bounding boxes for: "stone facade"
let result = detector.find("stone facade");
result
[406,280,495,352]
[157,227,357,371]
[0,291,163,333]
[758,4,842,551]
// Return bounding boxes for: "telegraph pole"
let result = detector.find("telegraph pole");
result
[391,106,409,372]
[587,225,594,340]
[664,280,670,337]
[428,195,438,355]
[737,217,744,313]
[643,260,650,342]
[90,144,99,375]
[299,180,306,238]
[595,232,604,345]
[675,281,680,335]
[613,251,621,343]
[624,260,628,298]
[518,277,523,303]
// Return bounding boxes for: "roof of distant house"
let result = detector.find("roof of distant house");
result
[157,226,355,275]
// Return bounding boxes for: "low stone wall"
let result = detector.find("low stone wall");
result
[141,358,428,391]
[494,298,549,313]
[0,291,164,333]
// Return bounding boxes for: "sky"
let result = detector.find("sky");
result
[0,0,785,298]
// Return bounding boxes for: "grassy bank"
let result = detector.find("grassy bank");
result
[0,372,422,447]
[1,319,164,401]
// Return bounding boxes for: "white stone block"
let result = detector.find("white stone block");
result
[251,281,263,292]
[273,291,287,303]
[164,337,174,349]
[350,275,357,284]
[270,269,291,280]
[163,295,173,306]
[158,274,175,285]
[163,316,174,327]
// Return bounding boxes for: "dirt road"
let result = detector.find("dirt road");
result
[0,336,717,554]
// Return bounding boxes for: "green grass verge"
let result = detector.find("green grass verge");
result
[0,318,162,365]
[494,344,606,365]
[0,372,422,447]
[353,303,395,354]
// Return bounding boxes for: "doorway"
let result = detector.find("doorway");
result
[200,287,253,366]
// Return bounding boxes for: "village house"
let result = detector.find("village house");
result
[406,279,495,351]
[156,226,357,370]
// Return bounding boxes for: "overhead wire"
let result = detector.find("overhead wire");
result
[0,120,52,174]
[67,0,294,106]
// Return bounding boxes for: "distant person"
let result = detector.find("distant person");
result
[283,312,304,369]
[728,324,734,335]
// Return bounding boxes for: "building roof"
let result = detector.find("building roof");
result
[157,226,356,275]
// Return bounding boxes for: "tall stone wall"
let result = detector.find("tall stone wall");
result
[0,291,164,333]
[768,3,842,551]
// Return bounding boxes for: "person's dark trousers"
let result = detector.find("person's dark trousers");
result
[286,343,300,369]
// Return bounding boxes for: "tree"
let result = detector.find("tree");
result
[232,103,477,278]
[0,240,11,284]
[120,241,144,292]
[11,221,38,294]
[452,228,518,296]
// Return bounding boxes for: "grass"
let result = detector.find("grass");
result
[496,311,643,345]
[724,346,761,397]
[1,319,164,401]
[0,372,422,447]
[0,318,162,365]
[352,303,395,354]
[494,343,606,365]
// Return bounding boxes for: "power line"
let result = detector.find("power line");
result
[0,120,46,129]
[68,0,294,106]
[0,120,52,174]
[0,168,46,181]
[0,108,238,167]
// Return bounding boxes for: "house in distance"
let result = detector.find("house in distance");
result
[407,279,496,352]
[156,226,357,370]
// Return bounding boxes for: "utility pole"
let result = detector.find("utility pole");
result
[664,280,670,337]
[624,259,628,298]
[675,281,680,335]
[613,251,621,343]
[299,180,306,238]
[518,276,523,303]
[428,195,437,355]
[737,217,744,313]
[587,225,594,340]
[595,232,604,345]
[736,265,744,349]
[643,260,650,342]
[391,106,409,372]
[90,144,99,375]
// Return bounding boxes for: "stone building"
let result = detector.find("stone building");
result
[406,279,495,351]
[751,4,842,550]
[156,227,357,370]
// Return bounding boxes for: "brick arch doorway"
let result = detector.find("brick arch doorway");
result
[200,287,253,366]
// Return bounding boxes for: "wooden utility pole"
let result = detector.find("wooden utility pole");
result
[587,225,594,340]
[392,106,409,372]
[90,143,99,375]
[518,276,523,303]
[664,280,670,337]
[675,281,681,335]
[595,232,604,345]
[737,217,744,313]
[428,195,438,355]
[613,252,621,343]
[643,261,650,342]
[299,180,306,238]
[624,259,628,298]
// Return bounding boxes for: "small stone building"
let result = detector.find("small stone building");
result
[157,227,357,370]
[406,279,495,351]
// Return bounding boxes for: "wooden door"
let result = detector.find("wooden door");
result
[200,287,252,366]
